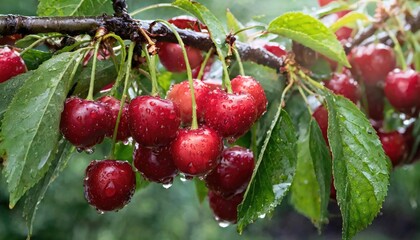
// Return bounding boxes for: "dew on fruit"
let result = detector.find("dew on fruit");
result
[104,181,117,197]
[218,221,230,228]
[85,148,95,155]
[96,209,105,215]
[162,183,173,189]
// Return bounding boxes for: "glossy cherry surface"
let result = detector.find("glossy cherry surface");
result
[325,69,360,103]
[312,105,329,145]
[231,75,268,118]
[379,131,407,166]
[157,42,203,73]
[98,96,130,141]
[208,191,243,224]
[0,47,26,83]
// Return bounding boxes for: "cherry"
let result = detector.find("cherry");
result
[128,96,180,147]
[349,43,396,85]
[262,42,287,58]
[167,80,211,124]
[60,97,108,149]
[202,78,223,90]
[205,146,255,198]
[203,90,258,139]
[168,15,207,32]
[365,85,385,120]
[335,26,352,41]
[133,145,178,184]
[384,68,420,114]
[98,96,130,142]
[0,46,26,83]
[312,105,329,145]
[318,0,334,6]
[171,126,223,176]
[157,42,203,73]
[84,160,136,212]
[378,131,407,167]
[324,69,360,103]
[231,75,268,118]
[208,191,243,224]
[0,34,22,46]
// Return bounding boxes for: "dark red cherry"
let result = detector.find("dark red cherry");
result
[60,97,108,149]
[384,68,420,114]
[208,191,243,224]
[231,75,268,118]
[167,80,211,124]
[168,15,207,32]
[312,105,329,145]
[350,43,396,85]
[203,90,258,139]
[98,96,130,142]
[378,131,407,167]
[205,146,255,198]
[0,34,22,46]
[129,95,180,147]
[0,47,26,83]
[263,42,287,58]
[365,85,385,120]
[157,42,203,73]
[171,126,223,176]
[335,26,352,41]
[325,69,360,103]
[84,160,136,212]
[133,144,178,184]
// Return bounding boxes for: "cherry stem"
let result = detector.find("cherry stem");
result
[86,39,102,100]
[196,47,214,80]
[67,50,86,91]
[130,3,181,17]
[20,33,65,55]
[216,47,232,93]
[385,26,407,71]
[297,85,313,115]
[110,41,135,159]
[232,26,265,36]
[156,19,198,130]
[103,33,127,97]
[233,46,245,76]
[143,45,159,96]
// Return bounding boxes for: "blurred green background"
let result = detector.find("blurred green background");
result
[1,0,420,240]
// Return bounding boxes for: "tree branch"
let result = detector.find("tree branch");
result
[0,15,283,70]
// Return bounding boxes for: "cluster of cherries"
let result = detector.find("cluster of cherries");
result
[314,0,420,198]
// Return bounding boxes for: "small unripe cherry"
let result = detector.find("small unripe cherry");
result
[171,126,223,176]
[128,95,181,147]
[0,47,26,83]
[133,145,178,184]
[84,160,136,212]
[205,146,255,198]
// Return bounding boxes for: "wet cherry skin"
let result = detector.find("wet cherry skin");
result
[84,160,136,212]
[378,131,407,167]
[128,96,181,147]
[324,69,360,103]
[231,75,268,118]
[171,126,223,176]
[98,96,130,142]
[312,105,329,145]
[208,191,243,224]
[205,146,255,198]
[133,145,178,184]
[262,42,287,58]
[0,47,26,83]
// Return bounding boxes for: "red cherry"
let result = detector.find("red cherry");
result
[168,15,207,32]
[318,0,334,6]
[205,146,255,198]
[128,96,180,147]
[231,75,268,118]
[365,85,385,120]
[262,42,287,58]
[157,42,203,73]
[60,97,108,149]
[0,34,22,46]
[312,105,329,145]
[335,26,353,41]
[171,126,223,176]
[0,47,26,83]
[167,80,211,124]
[325,69,360,103]
[208,191,243,224]
[133,145,178,184]
[385,69,420,114]
[97,96,130,142]
[378,131,407,167]
[204,90,258,139]
[84,160,136,212]
[350,43,396,85]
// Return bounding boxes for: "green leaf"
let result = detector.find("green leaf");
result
[172,0,227,51]
[309,119,332,227]
[23,140,74,236]
[324,92,390,239]
[268,12,350,67]
[37,0,113,16]
[194,178,208,204]
[21,49,53,70]
[0,51,81,208]
[315,2,351,18]
[330,12,369,32]
[408,114,420,161]
[0,71,33,122]
[237,109,297,233]
[226,9,246,42]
